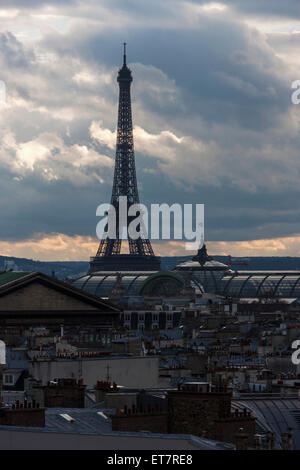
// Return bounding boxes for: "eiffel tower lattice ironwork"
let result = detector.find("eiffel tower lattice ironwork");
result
[89,44,160,273]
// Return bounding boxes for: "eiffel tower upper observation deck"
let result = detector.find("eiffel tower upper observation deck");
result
[89,45,161,273]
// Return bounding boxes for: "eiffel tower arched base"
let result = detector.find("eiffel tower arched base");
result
[89,254,161,273]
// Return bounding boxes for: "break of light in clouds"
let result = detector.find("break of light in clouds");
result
[0,1,300,260]
[2,234,300,261]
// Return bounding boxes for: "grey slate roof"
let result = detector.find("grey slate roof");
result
[0,407,234,450]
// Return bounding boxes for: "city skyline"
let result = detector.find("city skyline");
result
[0,1,299,260]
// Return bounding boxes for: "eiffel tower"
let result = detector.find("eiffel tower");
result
[89,44,161,273]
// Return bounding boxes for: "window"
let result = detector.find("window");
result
[124,313,131,322]
[138,312,145,330]
[152,313,159,322]
[166,312,173,329]
[4,374,13,384]
[60,413,75,423]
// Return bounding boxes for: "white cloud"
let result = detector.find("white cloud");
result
[0,131,113,184]
[90,121,221,187]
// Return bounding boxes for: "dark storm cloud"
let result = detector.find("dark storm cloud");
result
[138,158,300,244]
[0,168,114,241]
[65,21,288,131]
[2,0,300,20]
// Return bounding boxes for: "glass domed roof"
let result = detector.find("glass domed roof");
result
[174,245,232,295]
[72,271,155,298]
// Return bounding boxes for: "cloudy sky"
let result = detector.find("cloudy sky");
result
[0,0,300,261]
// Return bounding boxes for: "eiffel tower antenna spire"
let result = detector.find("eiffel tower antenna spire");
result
[123,42,127,65]
[89,46,160,273]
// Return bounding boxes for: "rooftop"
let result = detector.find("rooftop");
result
[233,396,300,449]
[0,271,30,287]
[0,407,234,450]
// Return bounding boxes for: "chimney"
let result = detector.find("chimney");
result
[235,428,249,450]
[266,431,275,450]
[283,428,294,450]
[281,433,288,450]
[288,428,294,450]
